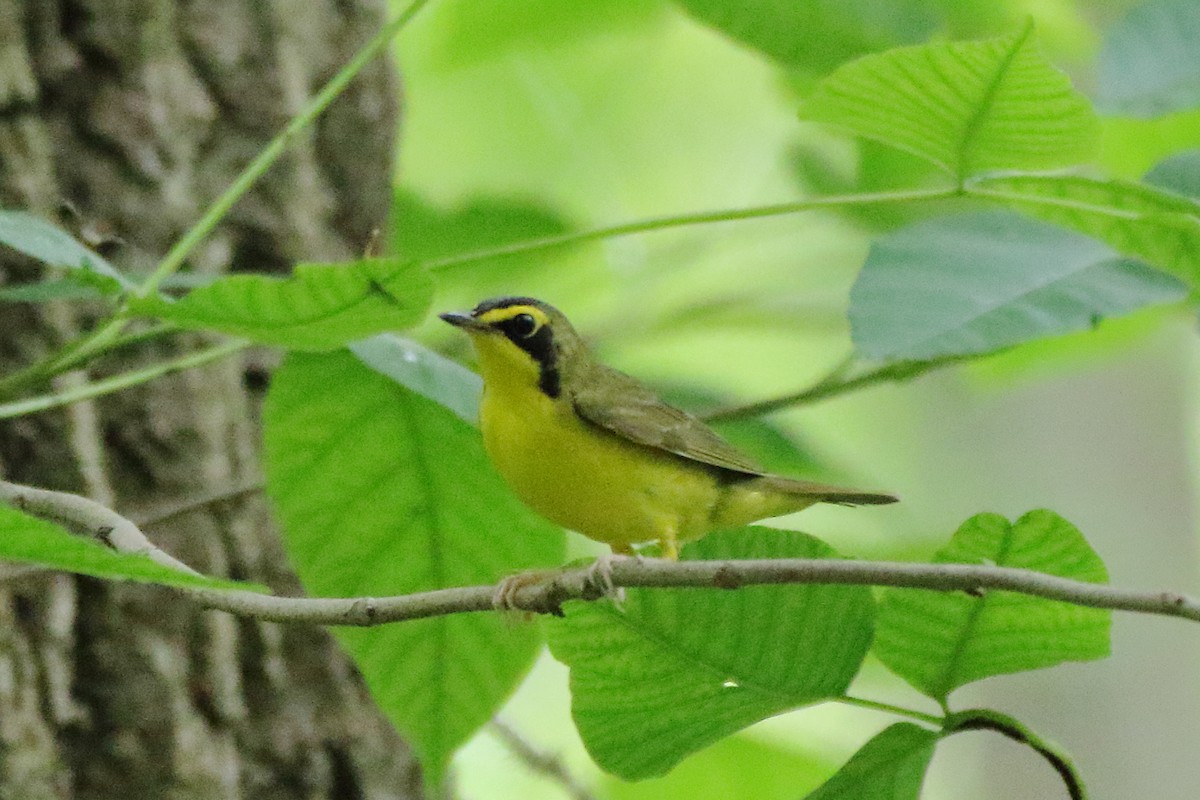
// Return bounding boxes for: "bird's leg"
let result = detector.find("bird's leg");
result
[659,528,680,561]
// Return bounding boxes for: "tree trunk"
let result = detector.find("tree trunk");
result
[0,1,421,797]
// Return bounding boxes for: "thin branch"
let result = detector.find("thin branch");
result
[0,339,249,419]
[490,718,598,800]
[701,356,966,423]
[424,186,961,273]
[133,481,264,529]
[4,481,1200,628]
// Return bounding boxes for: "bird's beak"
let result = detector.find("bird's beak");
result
[439,311,487,331]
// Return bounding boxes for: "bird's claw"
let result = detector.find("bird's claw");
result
[585,553,640,608]
[492,570,545,611]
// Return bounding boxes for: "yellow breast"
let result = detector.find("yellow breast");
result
[477,363,721,552]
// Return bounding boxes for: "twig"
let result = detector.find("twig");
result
[424,186,960,273]
[701,356,966,422]
[490,719,597,800]
[133,481,264,528]
[4,481,1200,628]
[0,339,249,419]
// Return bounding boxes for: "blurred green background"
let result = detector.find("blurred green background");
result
[389,1,1200,797]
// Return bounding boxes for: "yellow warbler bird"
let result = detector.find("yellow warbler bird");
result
[441,297,896,560]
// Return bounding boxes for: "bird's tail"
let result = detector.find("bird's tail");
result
[712,474,897,529]
[753,475,899,506]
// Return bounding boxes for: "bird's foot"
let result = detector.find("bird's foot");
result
[491,569,551,612]
[584,552,641,609]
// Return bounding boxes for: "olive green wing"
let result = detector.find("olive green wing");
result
[570,364,764,474]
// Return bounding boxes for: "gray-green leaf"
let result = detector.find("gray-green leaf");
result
[349,334,481,425]
[0,210,133,288]
[850,212,1186,361]
[1096,0,1200,118]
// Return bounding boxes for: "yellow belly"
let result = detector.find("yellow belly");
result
[480,386,722,551]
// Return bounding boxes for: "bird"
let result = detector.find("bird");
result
[440,296,897,560]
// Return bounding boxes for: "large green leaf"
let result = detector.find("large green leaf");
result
[873,510,1110,702]
[545,528,874,780]
[849,212,1186,361]
[0,504,250,591]
[0,210,132,289]
[801,28,1099,178]
[263,350,564,785]
[1096,0,1200,118]
[134,258,433,350]
[674,0,935,73]
[804,724,939,800]
[970,173,1200,283]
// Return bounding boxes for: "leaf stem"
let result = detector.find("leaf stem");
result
[836,694,944,727]
[424,186,961,272]
[0,340,249,419]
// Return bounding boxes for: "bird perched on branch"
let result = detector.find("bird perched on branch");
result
[441,297,896,560]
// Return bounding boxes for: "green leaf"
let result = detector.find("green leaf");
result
[263,350,564,785]
[804,723,939,800]
[971,173,1200,283]
[1145,149,1200,198]
[133,258,433,350]
[801,27,1100,178]
[675,0,936,73]
[873,510,1111,702]
[0,210,133,288]
[545,528,874,780]
[1096,0,1200,118]
[606,734,833,800]
[849,212,1186,361]
[349,334,482,425]
[0,505,252,591]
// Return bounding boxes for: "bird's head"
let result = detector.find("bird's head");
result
[440,297,583,399]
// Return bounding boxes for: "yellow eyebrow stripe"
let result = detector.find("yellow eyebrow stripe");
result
[477,305,551,328]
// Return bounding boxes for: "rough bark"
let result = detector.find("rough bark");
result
[0,1,420,797]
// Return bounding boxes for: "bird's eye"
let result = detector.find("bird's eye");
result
[509,313,538,338]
